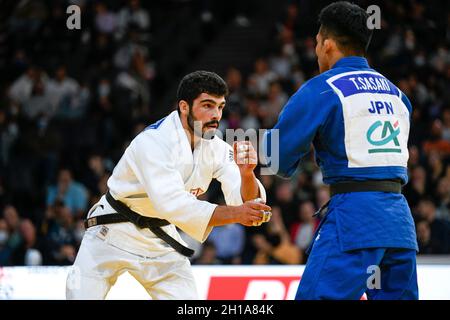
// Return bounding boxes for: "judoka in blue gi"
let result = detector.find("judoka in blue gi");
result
[263,2,418,300]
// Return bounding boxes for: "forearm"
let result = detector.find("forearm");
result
[240,171,260,202]
[208,205,238,227]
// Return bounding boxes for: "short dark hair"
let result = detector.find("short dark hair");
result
[318,1,371,55]
[176,71,228,109]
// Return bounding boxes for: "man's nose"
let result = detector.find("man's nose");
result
[210,107,220,119]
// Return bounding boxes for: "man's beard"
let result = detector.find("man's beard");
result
[187,110,219,140]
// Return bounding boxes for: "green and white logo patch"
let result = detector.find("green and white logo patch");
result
[366,120,401,153]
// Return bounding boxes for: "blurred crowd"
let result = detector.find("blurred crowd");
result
[0,0,449,267]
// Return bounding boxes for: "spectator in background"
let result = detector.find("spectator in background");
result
[247,58,277,97]
[113,28,147,71]
[96,172,110,202]
[224,67,245,115]
[435,177,450,221]
[95,2,117,34]
[416,198,450,254]
[115,48,154,119]
[0,107,20,167]
[209,224,245,264]
[81,153,108,197]
[408,145,421,168]
[416,220,434,254]
[259,175,276,202]
[423,119,450,157]
[21,79,54,121]
[0,206,25,265]
[42,200,77,265]
[273,179,298,229]
[426,151,447,193]
[442,109,450,142]
[259,81,288,127]
[240,94,261,131]
[0,218,10,265]
[295,171,315,202]
[116,0,150,41]
[269,43,295,83]
[10,219,43,266]
[404,166,428,209]
[290,64,305,91]
[8,66,48,106]
[89,33,115,69]
[46,168,88,219]
[252,207,302,265]
[193,241,220,265]
[290,201,320,256]
[3,205,21,253]
[315,184,330,210]
[47,65,89,119]
[272,26,298,81]
[409,108,429,147]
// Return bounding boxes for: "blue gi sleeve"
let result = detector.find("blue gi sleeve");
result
[400,91,413,116]
[263,81,324,177]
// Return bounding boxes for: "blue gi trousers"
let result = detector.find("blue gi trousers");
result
[295,206,418,300]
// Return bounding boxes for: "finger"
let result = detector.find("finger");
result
[247,214,263,226]
[237,156,250,165]
[252,211,264,219]
[248,155,258,165]
[246,142,255,153]
[237,143,250,152]
[237,157,249,165]
[262,211,272,223]
[237,151,250,158]
[251,214,264,226]
[250,203,272,211]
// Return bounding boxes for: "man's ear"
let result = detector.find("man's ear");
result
[323,38,334,54]
[179,100,189,115]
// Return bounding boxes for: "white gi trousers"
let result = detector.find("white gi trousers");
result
[66,204,198,300]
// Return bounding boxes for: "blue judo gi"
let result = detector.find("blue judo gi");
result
[263,56,419,300]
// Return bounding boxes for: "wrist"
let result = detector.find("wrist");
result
[240,170,255,178]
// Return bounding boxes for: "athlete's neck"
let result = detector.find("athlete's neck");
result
[180,114,201,151]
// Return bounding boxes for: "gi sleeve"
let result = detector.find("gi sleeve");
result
[127,131,217,242]
[262,81,324,177]
[400,90,413,117]
[213,143,267,206]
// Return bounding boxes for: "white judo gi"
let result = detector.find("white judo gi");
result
[66,110,266,299]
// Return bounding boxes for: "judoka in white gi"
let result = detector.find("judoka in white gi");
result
[66,71,270,299]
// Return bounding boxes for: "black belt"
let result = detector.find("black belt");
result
[313,180,402,218]
[330,179,402,197]
[84,191,195,257]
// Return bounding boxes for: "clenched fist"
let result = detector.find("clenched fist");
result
[234,199,272,227]
[233,141,258,173]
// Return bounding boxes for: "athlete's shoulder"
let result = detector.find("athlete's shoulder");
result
[298,72,329,91]
[143,110,178,131]
[131,113,177,150]
[292,70,341,101]
[286,72,339,111]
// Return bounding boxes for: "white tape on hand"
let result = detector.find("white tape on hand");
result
[250,198,271,225]
[238,144,249,152]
